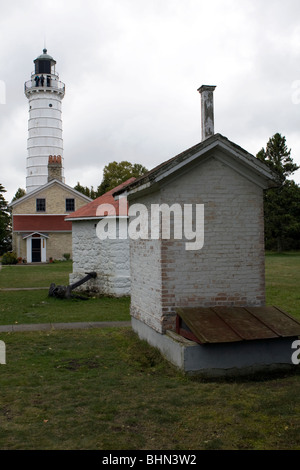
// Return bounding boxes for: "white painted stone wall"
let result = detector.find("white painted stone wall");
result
[69,219,130,297]
[129,155,266,334]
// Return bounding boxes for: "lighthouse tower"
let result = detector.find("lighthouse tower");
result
[24,49,65,193]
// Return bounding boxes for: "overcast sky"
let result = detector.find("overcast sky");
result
[1,0,300,202]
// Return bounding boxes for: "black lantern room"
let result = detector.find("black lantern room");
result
[34,49,56,75]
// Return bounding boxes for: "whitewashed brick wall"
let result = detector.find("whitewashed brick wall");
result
[129,191,163,332]
[69,219,130,296]
[130,238,163,331]
[129,155,266,334]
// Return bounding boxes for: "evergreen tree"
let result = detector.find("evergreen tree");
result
[257,133,300,251]
[257,133,299,183]
[0,184,12,255]
[74,182,97,199]
[11,187,26,202]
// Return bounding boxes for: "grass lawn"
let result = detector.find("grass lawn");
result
[0,291,130,325]
[1,328,300,450]
[0,260,72,288]
[0,254,299,450]
[0,261,130,324]
[265,251,300,320]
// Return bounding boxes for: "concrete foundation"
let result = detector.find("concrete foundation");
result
[132,317,298,378]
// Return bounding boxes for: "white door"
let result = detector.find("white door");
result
[26,235,47,263]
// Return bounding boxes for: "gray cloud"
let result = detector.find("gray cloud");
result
[1,0,300,202]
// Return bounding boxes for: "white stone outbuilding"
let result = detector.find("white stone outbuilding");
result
[66,178,135,297]
[113,86,300,376]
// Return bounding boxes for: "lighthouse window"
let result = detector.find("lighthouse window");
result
[36,198,46,212]
[38,60,51,74]
[49,104,53,107]
[66,198,75,212]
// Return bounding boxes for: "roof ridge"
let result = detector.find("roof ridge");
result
[113,133,278,196]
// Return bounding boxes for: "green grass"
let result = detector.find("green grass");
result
[1,328,300,450]
[265,251,300,319]
[0,254,299,450]
[0,261,130,324]
[0,260,71,288]
[0,291,130,325]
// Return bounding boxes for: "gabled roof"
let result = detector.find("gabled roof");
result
[22,232,49,239]
[9,179,92,208]
[65,178,136,221]
[113,134,279,198]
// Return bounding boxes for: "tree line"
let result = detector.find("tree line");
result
[1,135,299,255]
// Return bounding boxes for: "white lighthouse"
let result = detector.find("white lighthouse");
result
[24,49,65,193]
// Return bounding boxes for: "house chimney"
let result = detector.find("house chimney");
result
[48,155,63,182]
[198,85,216,141]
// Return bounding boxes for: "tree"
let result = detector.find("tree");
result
[257,133,300,251]
[74,182,97,200]
[96,161,148,196]
[74,162,148,199]
[11,187,26,202]
[257,133,299,184]
[0,183,12,255]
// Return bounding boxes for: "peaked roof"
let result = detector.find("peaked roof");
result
[65,178,136,220]
[22,232,50,239]
[9,179,92,207]
[113,133,279,198]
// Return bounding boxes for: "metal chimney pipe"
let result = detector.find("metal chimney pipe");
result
[198,85,216,141]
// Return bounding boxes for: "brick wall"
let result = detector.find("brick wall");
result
[130,238,163,331]
[129,190,164,331]
[129,155,266,334]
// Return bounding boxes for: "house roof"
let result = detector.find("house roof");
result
[113,133,279,198]
[65,178,136,221]
[9,179,92,208]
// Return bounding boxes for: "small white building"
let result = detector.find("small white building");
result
[113,86,300,376]
[66,179,135,297]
